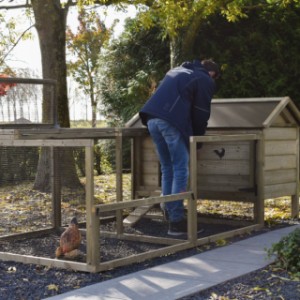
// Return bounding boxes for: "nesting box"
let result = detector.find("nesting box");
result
[127,97,300,223]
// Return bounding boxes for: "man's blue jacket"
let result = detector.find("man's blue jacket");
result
[139,60,216,148]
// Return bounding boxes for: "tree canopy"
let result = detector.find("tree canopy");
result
[66,8,114,126]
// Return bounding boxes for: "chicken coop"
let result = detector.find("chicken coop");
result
[0,76,299,273]
[127,97,300,225]
[0,77,212,273]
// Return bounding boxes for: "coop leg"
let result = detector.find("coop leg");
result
[291,194,299,219]
[254,196,264,226]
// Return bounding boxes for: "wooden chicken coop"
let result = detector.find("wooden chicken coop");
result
[0,77,298,273]
[127,97,300,225]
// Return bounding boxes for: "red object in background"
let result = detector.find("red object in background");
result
[0,74,16,96]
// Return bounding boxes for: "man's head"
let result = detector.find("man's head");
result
[201,59,220,80]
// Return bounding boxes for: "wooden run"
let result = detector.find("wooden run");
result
[1,95,299,273]
[0,127,264,272]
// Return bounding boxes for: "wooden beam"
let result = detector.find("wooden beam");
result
[0,139,93,147]
[85,143,99,267]
[95,192,194,213]
[191,134,261,143]
[115,129,124,234]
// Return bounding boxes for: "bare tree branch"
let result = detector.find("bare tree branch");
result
[0,23,35,66]
[0,0,31,10]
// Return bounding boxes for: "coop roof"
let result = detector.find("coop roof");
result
[126,97,300,129]
[208,97,300,128]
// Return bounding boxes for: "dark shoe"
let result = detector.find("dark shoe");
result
[168,220,205,236]
[168,219,187,236]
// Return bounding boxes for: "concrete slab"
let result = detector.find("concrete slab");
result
[44,224,300,300]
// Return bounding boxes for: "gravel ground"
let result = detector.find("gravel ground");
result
[181,265,300,300]
[0,218,299,300]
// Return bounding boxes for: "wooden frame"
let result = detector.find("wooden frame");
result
[0,109,298,272]
[190,134,265,225]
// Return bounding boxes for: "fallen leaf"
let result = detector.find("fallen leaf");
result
[7,266,17,273]
[47,284,59,291]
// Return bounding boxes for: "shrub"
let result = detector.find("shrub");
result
[267,228,300,277]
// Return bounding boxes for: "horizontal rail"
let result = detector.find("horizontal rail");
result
[190,133,261,143]
[0,77,56,85]
[16,127,149,139]
[0,139,94,147]
[95,192,194,213]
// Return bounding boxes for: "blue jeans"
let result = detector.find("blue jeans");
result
[147,118,189,222]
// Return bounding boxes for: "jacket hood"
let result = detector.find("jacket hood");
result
[181,60,204,71]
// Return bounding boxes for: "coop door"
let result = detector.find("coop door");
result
[196,141,256,199]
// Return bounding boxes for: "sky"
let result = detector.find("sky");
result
[2,4,137,121]
[6,4,137,75]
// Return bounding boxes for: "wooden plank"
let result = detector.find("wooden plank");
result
[142,161,160,173]
[85,144,99,267]
[281,107,297,125]
[264,127,297,140]
[196,224,262,246]
[265,140,297,156]
[270,114,289,126]
[115,130,124,235]
[0,139,93,147]
[197,159,250,176]
[17,127,148,140]
[197,183,252,193]
[292,129,299,218]
[264,182,297,199]
[51,147,61,229]
[198,174,251,187]
[211,97,282,104]
[0,135,18,140]
[0,228,55,241]
[132,137,143,199]
[191,134,260,143]
[264,155,297,171]
[264,169,297,185]
[123,205,154,226]
[0,129,18,134]
[0,251,90,272]
[101,231,182,245]
[142,175,160,187]
[96,242,192,272]
[95,192,193,212]
[142,136,155,149]
[255,138,265,225]
[198,142,250,160]
[197,190,256,202]
[142,149,159,162]
[291,194,299,219]
[190,137,198,201]
[263,96,290,127]
[136,189,161,197]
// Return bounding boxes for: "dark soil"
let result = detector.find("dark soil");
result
[0,217,298,300]
[181,265,300,300]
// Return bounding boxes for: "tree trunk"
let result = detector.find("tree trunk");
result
[31,0,82,192]
[170,16,204,68]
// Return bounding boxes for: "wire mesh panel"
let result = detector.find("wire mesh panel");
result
[0,146,52,236]
[0,77,57,126]
[0,144,92,237]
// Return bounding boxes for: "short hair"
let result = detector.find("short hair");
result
[201,59,220,79]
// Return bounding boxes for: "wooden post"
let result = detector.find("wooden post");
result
[115,129,123,235]
[255,138,265,225]
[131,136,142,199]
[291,129,299,218]
[188,137,198,244]
[85,142,99,267]
[51,147,61,229]
[189,137,198,200]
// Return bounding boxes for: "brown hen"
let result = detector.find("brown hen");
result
[55,217,81,258]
